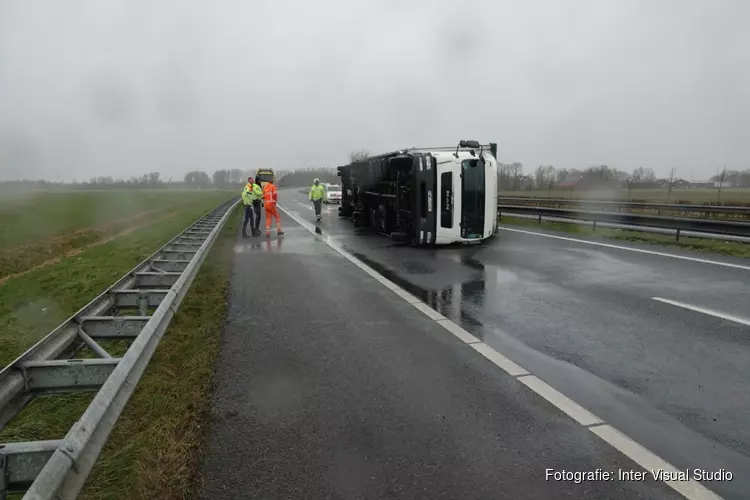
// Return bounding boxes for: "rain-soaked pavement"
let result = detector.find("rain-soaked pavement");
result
[199,190,750,499]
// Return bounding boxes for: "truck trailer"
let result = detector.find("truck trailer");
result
[337,140,498,246]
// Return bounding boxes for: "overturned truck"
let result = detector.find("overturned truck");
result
[338,140,498,246]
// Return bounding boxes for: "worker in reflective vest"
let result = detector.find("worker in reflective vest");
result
[262,179,284,237]
[309,178,326,222]
[251,176,263,234]
[241,177,263,238]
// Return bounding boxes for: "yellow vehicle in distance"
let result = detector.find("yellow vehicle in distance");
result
[255,169,275,189]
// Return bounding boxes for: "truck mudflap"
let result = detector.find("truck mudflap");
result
[413,153,437,245]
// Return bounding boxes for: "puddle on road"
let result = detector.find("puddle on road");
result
[262,213,523,342]
[401,260,434,275]
[233,227,326,255]
[345,246,488,339]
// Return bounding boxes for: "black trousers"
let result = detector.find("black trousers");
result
[242,205,253,233]
[313,198,322,216]
[252,199,262,229]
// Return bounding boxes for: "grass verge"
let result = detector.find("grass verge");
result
[0,197,234,366]
[79,204,240,499]
[0,191,234,279]
[500,215,750,259]
[1,203,240,500]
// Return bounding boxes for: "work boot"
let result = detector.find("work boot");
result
[265,231,271,238]
[277,230,285,236]
[241,228,249,238]
[252,228,261,237]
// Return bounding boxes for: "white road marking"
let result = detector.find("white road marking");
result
[411,300,445,320]
[518,375,603,426]
[471,343,529,377]
[498,226,750,271]
[590,425,724,500]
[279,204,724,500]
[377,276,401,290]
[364,267,400,289]
[652,297,750,326]
[392,287,421,303]
[436,319,481,344]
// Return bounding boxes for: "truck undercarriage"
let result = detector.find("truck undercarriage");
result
[338,152,436,245]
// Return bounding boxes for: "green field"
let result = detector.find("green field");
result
[1,190,240,499]
[0,189,235,280]
[500,188,750,204]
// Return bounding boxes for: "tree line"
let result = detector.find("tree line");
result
[2,151,748,193]
[0,167,342,191]
[502,164,750,191]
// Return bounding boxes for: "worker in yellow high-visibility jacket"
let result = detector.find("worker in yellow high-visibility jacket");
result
[309,178,326,222]
[241,177,263,237]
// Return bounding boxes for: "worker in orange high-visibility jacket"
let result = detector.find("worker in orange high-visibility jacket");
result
[262,179,284,237]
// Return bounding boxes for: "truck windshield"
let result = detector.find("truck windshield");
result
[256,172,274,183]
[461,159,485,239]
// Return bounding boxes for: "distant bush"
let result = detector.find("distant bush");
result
[277,168,339,188]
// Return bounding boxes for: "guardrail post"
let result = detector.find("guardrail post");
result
[538,214,542,224]
[676,229,680,241]
[592,221,597,231]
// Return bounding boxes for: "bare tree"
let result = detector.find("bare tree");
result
[716,165,727,204]
[630,166,655,186]
[666,167,677,203]
[349,149,370,163]
[534,165,556,190]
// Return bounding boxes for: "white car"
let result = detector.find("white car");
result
[325,184,342,204]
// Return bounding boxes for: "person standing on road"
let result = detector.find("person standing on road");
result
[241,177,261,238]
[263,178,284,238]
[252,176,263,235]
[309,178,326,222]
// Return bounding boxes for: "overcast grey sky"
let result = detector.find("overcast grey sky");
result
[0,0,748,182]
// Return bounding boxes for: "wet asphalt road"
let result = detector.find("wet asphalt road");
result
[199,211,684,500]
[264,188,750,499]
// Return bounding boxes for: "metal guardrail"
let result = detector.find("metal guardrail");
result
[0,197,239,500]
[497,205,750,240]
[498,196,750,219]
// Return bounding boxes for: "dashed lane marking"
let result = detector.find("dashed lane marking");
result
[590,425,724,500]
[498,226,750,271]
[278,204,725,500]
[652,297,750,327]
